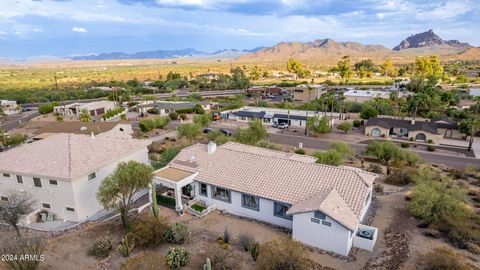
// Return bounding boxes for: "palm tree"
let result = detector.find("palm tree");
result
[79,109,92,122]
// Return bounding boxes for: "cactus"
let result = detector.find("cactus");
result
[203,258,211,270]
[151,182,159,218]
[250,241,260,262]
[118,235,130,257]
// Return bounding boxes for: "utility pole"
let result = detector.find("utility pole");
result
[53,73,59,91]
[305,87,312,135]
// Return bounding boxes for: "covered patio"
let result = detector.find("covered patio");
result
[152,166,198,215]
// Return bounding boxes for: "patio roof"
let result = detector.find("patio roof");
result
[154,167,194,182]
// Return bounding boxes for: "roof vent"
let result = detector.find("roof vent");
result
[208,141,217,154]
[80,127,87,131]
[188,155,196,162]
[411,119,416,125]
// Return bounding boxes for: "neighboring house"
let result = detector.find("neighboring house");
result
[138,101,211,115]
[246,86,282,96]
[33,122,134,141]
[88,86,125,92]
[54,101,115,117]
[0,100,20,115]
[152,142,378,256]
[344,89,411,103]
[291,87,325,102]
[391,79,411,91]
[0,133,150,223]
[433,119,462,140]
[197,73,219,80]
[222,106,335,128]
[365,117,443,143]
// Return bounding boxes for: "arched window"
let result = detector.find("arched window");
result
[415,133,426,142]
[371,128,381,137]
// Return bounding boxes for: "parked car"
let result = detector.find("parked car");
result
[278,123,289,129]
[203,128,214,134]
[272,122,279,128]
[220,128,232,136]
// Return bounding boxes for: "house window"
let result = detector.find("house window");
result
[371,128,381,137]
[2,173,10,177]
[88,172,96,181]
[322,221,332,227]
[399,128,407,135]
[314,211,326,220]
[211,186,231,203]
[242,194,259,211]
[16,175,23,184]
[311,217,320,224]
[33,177,42,188]
[66,207,75,212]
[42,203,51,209]
[200,183,208,196]
[1,196,8,202]
[49,180,58,186]
[273,202,292,220]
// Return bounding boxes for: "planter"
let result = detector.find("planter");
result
[187,199,215,217]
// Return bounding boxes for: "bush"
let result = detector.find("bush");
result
[55,115,64,122]
[121,251,164,270]
[87,236,114,259]
[427,139,433,144]
[353,119,361,127]
[238,232,255,251]
[175,108,193,114]
[256,239,312,270]
[360,106,378,119]
[294,148,305,155]
[222,227,231,244]
[147,108,159,114]
[165,247,189,270]
[426,145,435,152]
[367,164,383,174]
[374,183,384,194]
[409,137,414,141]
[128,215,168,249]
[102,107,126,120]
[400,142,410,148]
[194,104,205,114]
[118,236,131,257]
[201,244,239,269]
[384,169,416,186]
[312,150,342,166]
[250,241,260,261]
[38,103,54,114]
[164,222,191,244]
[179,114,187,120]
[0,237,45,270]
[139,116,171,132]
[169,111,178,120]
[418,247,472,270]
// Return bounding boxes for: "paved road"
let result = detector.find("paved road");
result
[0,111,40,131]
[142,89,245,99]
[268,133,480,169]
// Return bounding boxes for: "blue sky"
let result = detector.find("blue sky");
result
[0,0,478,58]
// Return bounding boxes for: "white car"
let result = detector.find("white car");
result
[278,123,289,129]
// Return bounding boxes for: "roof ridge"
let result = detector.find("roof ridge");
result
[221,142,316,160]
[68,133,73,179]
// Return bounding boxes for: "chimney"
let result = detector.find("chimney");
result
[207,141,217,154]
[91,131,95,139]
[411,119,415,125]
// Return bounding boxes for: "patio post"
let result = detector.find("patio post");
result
[174,186,184,215]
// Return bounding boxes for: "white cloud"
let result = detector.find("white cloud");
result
[72,27,88,33]
[0,30,6,35]
[33,28,43,32]
[417,1,471,19]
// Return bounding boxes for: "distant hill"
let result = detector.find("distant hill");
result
[393,29,472,51]
[70,47,266,61]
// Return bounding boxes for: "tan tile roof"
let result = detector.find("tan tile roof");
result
[34,121,126,135]
[0,133,150,180]
[169,142,377,230]
[154,167,194,182]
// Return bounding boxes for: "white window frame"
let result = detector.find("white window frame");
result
[16,175,24,184]
[33,177,43,188]
[49,179,58,186]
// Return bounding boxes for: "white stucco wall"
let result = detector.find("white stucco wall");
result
[193,182,293,229]
[291,211,352,256]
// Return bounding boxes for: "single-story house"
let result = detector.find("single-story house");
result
[433,119,462,139]
[291,87,325,102]
[0,100,20,115]
[222,106,334,128]
[246,86,282,96]
[197,73,219,80]
[152,142,378,256]
[53,101,115,117]
[138,101,211,115]
[365,117,443,143]
[0,133,150,223]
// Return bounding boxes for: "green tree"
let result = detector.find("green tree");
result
[79,108,92,122]
[364,141,404,174]
[286,59,306,78]
[336,122,352,134]
[337,55,353,82]
[194,104,205,114]
[231,67,250,89]
[360,106,378,119]
[328,142,355,161]
[97,161,153,228]
[234,120,268,145]
[381,59,397,77]
[313,150,342,166]
[307,115,331,134]
[38,103,54,114]
[414,55,444,78]
[354,59,375,78]
[193,114,211,128]
[459,117,480,151]
[177,123,201,143]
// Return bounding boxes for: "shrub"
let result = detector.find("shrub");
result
[409,137,414,141]
[238,232,255,251]
[169,111,179,120]
[418,247,472,270]
[139,116,171,132]
[222,227,231,244]
[118,235,131,257]
[175,108,194,114]
[87,236,114,259]
[294,148,305,155]
[55,115,64,122]
[0,237,45,270]
[194,104,205,114]
[201,244,239,270]
[164,222,191,244]
[38,103,54,114]
[427,139,433,144]
[374,183,384,194]
[360,106,378,119]
[256,239,312,270]
[400,142,410,148]
[353,119,361,127]
[165,247,189,270]
[102,107,126,120]
[367,164,383,174]
[427,145,435,152]
[179,114,187,120]
[193,114,211,128]
[250,241,260,261]
[256,140,282,150]
[312,150,342,166]
[121,251,164,270]
[147,108,159,114]
[128,215,168,249]
[384,169,416,186]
